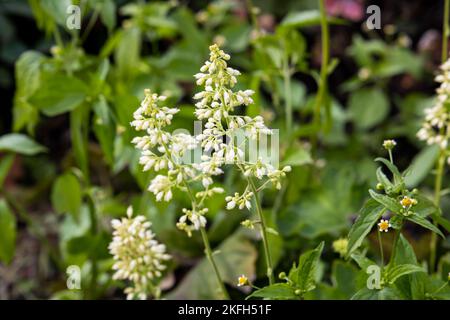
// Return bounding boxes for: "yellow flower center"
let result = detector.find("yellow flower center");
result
[238,276,247,286]
[401,197,413,207]
[379,220,390,232]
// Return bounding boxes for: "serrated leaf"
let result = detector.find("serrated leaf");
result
[346,199,385,257]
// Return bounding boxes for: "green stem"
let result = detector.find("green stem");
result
[388,150,394,164]
[248,177,274,285]
[390,228,401,264]
[377,230,384,269]
[283,62,293,137]
[87,192,98,299]
[313,0,330,132]
[443,0,450,62]
[430,150,445,271]
[200,227,230,299]
[183,182,229,299]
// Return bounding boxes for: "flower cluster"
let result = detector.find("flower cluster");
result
[417,59,450,154]
[109,207,171,300]
[194,44,291,211]
[131,90,224,236]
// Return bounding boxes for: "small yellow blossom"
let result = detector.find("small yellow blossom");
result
[400,196,417,208]
[332,238,348,257]
[378,219,392,232]
[237,275,248,287]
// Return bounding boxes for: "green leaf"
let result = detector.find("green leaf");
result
[368,189,403,213]
[0,154,14,189]
[246,283,297,300]
[70,105,90,179]
[0,133,47,155]
[293,241,324,293]
[331,261,359,299]
[93,97,115,165]
[404,145,439,188]
[348,88,389,130]
[386,264,424,284]
[346,199,385,257]
[376,167,394,190]
[406,213,445,238]
[40,0,72,26]
[281,148,312,166]
[51,172,82,220]
[280,10,346,28]
[375,158,403,183]
[99,0,116,32]
[391,234,418,265]
[0,199,17,264]
[432,214,450,233]
[29,74,88,116]
[114,27,141,79]
[350,252,376,270]
[351,287,399,300]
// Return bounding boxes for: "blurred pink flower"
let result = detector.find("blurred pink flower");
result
[325,0,364,21]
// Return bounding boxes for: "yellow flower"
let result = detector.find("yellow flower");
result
[378,219,391,232]
[332,238,348,257]
[237,275,248,287]
[400,196,417,208]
